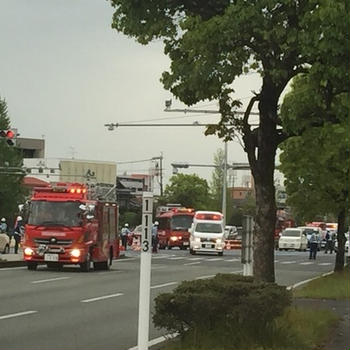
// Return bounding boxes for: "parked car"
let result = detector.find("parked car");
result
[127,224,142,246]
[334,232,349,252]
[278,228,308,251]
[299,226,322,251]
[224,225,238,240]
[0,233,10,254]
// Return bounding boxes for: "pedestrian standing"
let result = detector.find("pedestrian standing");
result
[121,223,130,250]
[152,221,159,253]
[309,231,318,259]
[13,216,23,254]
[324,230,333,254]
[0,218,8,234]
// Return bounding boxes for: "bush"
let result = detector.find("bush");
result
[153,274,291,349]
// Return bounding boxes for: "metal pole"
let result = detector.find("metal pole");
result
[160,153,163,197]
[222,142,227,227]
[137,192,153,350]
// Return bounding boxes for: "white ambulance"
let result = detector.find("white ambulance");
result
[189,211,225,256]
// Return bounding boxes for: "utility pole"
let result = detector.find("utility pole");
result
[222,142,228,227]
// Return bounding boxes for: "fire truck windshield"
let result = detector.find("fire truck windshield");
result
[171,215,193,231]
[195,222,223,234]
[28,200,83,227]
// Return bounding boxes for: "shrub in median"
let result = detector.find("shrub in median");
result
[153,274,292,349]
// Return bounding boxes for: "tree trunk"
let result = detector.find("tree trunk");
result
[334,208,346,272]
[244,78,279,283]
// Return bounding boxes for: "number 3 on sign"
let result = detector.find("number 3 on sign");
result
[142,240,149,252]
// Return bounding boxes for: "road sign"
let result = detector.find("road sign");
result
[137,192,153,350]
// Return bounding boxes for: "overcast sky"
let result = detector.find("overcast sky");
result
[0,0,264,187]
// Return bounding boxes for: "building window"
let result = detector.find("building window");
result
[50,168,55,174]
[38,167,43,174]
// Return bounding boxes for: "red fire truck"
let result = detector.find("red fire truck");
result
[22,182,120,271]
[157,207,195,250]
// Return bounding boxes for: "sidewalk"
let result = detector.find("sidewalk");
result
[0,248,25,267]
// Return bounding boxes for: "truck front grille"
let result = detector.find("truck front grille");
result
[34,238,73,246]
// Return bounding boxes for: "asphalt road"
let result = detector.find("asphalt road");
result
[0,249,336,350]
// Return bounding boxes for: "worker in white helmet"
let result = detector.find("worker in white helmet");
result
[121,223,130,250]
[13,216,24,254]
[0,217,8,234]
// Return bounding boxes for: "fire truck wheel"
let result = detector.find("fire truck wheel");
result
[218,251,223,256]
[180,246,187,250]
[80,253,91,272]
[167,245,172,250]
[27,262,37,270]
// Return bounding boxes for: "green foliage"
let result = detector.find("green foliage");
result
[293,266,350,300]
[280,75,350,222]
[0,97,26,224]
[119,210,141,228]
[163,173,210,210]
[153,274,291,349]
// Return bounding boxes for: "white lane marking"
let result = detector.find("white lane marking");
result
[0,310,38,320]
[287,271,333,290]
[0,267,27,271]
[300,262,314,265]
[151,282,177,289]
[128,333,178,350]
[318,262,332,266]
[195,274,215,280]
[114,258,137,262]
[152,255,174,259]
[225,258,240,262]
[152,265,166,270]
[81,293,124,303]
[187,258,203,261]
[274,260,279,263]
[167,257,185,260]
[184,262,201,266]
[280,261,296,264]
[207,258,223,262]
[31,277,70,284]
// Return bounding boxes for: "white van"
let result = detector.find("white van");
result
[189,211,225,256]
[278,228,308,251]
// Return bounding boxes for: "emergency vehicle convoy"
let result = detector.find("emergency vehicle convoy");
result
[22,182,120,271]
[189,211,225,256]
[156,206,195,249]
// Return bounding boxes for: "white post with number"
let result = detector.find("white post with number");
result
[137,192,153,350]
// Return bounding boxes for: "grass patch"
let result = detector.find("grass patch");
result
[293,266,350,299]
[158,307,339,350]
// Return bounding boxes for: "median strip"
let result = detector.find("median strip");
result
[81,293,124,303]
[0,310,38,320]
[31,277,70,284]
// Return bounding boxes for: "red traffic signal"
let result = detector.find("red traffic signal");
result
[6,130,14,138]
[0,129,16,146]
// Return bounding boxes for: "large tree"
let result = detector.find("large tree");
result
[163,173,209,209]
[110,0,348,281]
[0,97,26,225]
[209,148,225,211]
[280,75,349,271]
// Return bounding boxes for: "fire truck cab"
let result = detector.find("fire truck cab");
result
[22,182,119,271]
[189,211,225,256]
[157,206,195,250]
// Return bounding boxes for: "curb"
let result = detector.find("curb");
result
[0,260,27,268]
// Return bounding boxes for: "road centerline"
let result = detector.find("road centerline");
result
[0,310,38,320]
[150,282,177,289]
[80,293,124,303]
[31,277,71,284]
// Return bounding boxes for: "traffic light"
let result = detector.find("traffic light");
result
[0,129,16,146]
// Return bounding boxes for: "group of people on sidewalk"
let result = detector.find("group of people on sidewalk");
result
[0,216,24,254]
[120,221,159,253]
[309,230,336,260]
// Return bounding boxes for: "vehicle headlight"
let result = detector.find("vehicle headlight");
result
[70,249,81,258]
[24,247,34,256]
[194,237,201,243]
[170,236,178,241]
[216,238,222,244]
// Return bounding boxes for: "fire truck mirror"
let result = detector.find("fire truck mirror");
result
[79,204,87,211]
[87,204,95,213]
[86,214,94,220]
